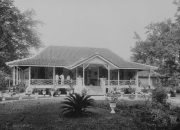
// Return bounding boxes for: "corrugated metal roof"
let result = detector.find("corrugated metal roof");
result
[6,46,156,70]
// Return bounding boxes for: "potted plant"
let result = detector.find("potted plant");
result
[167,92,171,98]
[50,88,55,97]
[1,91,5,101]
[15,86,22,100]
[34,88,39,99]
[106,88,119,114]
[42,89,46,96]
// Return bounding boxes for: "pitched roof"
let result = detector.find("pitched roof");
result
[6,46,156,70]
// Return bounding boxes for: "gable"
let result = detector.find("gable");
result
[87,57,107,65]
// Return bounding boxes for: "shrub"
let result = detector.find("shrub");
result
[134,107,171,130]
[152,87,168,104]
[141,88,149,93]
[133,101,173,130]
[170,90,176,97]
[176,87,180,94]
[0,71,10,91]
[61,93,94,117]
[81,88,88,95]
[122,87,136,94]
[15,83,27,93]
[33,88,39,94]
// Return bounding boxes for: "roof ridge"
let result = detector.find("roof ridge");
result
[48,45,108,50]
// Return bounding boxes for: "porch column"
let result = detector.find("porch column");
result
[148,69,151,87]
[118,69,119,85]
[18,68,22,83]
[53,67,55,85]
[13,66,16,86]
[28,66,31,87]
[136,71,139,87]
[83,64,85,86]
[97,66,99,84]
[16,67,19,85]
[108,65,110,86]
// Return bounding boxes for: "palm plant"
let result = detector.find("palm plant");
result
[61,93,94,117]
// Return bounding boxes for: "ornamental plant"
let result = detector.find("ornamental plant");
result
[106,87,120,103]
[152,87,168,104]
[61,93,94,117]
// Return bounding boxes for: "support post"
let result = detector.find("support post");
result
[97,66,99,85]
[13,66,16,86]
[108,65,110,86]
[16,67,18,85]
[148,69,151,88]
[53,67,55,86]
[83,64,85,86]
[29,67,31,87]
[76,67,78,79]
[136,71,139,87]
[118,69,119,85]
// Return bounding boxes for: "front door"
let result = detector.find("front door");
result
[85,67,99,86]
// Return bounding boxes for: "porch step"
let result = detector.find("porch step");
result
[86,86,104,96]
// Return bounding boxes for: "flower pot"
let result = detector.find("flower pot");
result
[19,95,22,100]
[58,91,61,96]
[109,102,116,114]
[42,90,46,96]
[2,96,5,101]
[50,91,54,98]
[167,93,171,98]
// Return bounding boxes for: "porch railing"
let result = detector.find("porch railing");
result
[29,79,136,86]
[31,79,53,85]
[30,79,75,86]
[106,80,136,86]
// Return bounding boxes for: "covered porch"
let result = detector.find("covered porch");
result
[11,55,142,95]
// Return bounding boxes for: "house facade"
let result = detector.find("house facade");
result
[6,46,156,95]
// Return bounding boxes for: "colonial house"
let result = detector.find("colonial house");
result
[6,46,156,95]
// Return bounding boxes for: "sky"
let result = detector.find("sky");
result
[14,0,177,60]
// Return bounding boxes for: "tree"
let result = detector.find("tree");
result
[0,0,42,73]
[131,16,180,86]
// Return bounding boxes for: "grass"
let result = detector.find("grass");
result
[0,98,143,130]
[0,96,179,130]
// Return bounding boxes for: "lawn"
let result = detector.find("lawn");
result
[0,97,179,130]
[0,98,144,130]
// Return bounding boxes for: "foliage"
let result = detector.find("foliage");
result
[33,88,39,93]
[131,3,180,86]
[170,89,176,97]
[152,87,168,104]
[15,83,27,93]
[0,0,42,72]
[176,87,180,93]
[122,87,136,94]
[1,98,180,130]
[0,71,11,90]
[61,93,94,117]
[106,87,121,103]
[81,88,88,95]
[134,105,172,130]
